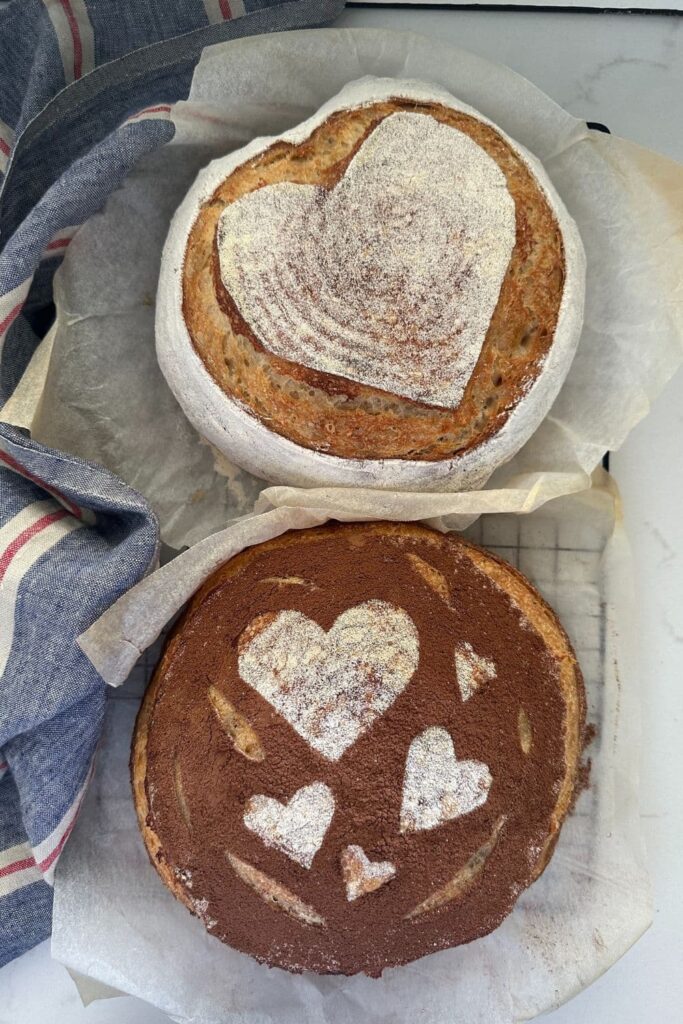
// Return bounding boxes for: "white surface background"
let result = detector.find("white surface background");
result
[1,7,682,1024]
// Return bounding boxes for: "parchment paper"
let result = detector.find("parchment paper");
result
[2,29,682,548]
[54,476,651,1024]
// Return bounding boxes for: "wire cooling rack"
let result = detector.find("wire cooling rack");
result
[463,512,606,728]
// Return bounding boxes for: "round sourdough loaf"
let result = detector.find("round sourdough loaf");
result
[157,77,585,491]
[132,522,586,976]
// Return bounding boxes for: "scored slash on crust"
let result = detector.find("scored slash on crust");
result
[518,707,533,754]
[207,685,265,762]
[226,852,326,927]
[405,815,507,920]
[406,553,454,609]
[173,758,192,829]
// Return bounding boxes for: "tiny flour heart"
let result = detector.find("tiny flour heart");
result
[217,112,516,409]
[340,845,396,902]
[244,782,334,869]
[400,726,492,833]
[455,642,497,702]
[238,600,419,761]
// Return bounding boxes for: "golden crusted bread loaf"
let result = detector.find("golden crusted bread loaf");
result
[156,77,585,490]
[183,98,565,461]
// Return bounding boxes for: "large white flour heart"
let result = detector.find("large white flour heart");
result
[400,726,492,833]
[244,782,334,869]
[238,600,419,761]
[217,111,516,410]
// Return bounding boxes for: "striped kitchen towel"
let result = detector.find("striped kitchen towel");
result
[0,0,344,967]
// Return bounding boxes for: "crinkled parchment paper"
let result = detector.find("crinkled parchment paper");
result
[54,475,651,1024]
[2,29,682,547]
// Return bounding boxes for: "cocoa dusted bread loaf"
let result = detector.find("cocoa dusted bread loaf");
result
[156,77,585,491]
[132,522,586,976]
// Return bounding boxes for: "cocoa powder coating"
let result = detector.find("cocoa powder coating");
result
[135,523,584,976]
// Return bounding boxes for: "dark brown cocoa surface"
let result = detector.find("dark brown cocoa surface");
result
[141,524,576,976]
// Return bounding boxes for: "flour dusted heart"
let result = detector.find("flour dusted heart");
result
[217,112,516,409]
[244,783,335,869]
[340,845,396,902]
[401,726,492,832]
[455,642,497,702]
[237,601,419,761]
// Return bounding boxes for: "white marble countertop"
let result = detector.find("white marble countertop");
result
[1,8,682,1024]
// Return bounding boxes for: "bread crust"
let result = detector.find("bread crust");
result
[183,99,565,461]
[132,522,585,971]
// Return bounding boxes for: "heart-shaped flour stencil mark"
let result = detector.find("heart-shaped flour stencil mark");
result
[400,727,492,833]
[238,601,419,761]
[340,845,396,902]
[455,642,497,702]
[244,782,334,869]
[217,112,516,410]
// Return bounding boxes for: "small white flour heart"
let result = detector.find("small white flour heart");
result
[455,642,497,702]
[217,112,516,410]
[244,782,334,869]
[400,727,492,833]
[340,845,396,901]
[238,601,419,761]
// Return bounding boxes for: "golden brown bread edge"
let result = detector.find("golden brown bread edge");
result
[131,522,586,953]
[183,99,566,462]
